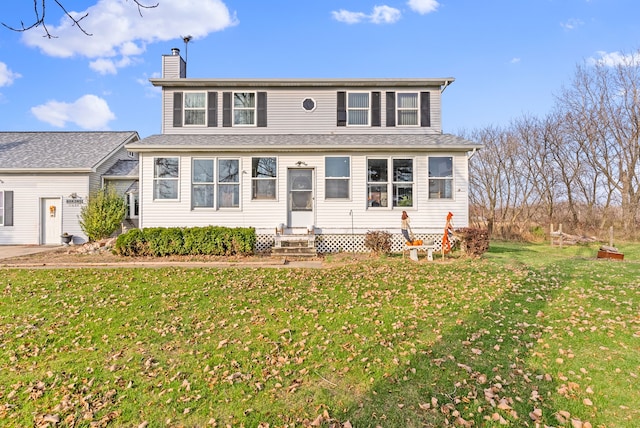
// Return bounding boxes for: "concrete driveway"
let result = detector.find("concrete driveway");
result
[0,245,62,260]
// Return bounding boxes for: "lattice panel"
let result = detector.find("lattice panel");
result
[256,233,445,254]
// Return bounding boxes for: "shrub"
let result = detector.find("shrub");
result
[113,226,256,257]
[364,230,392,255]
[79,187,126,242]
[454,227,490,257]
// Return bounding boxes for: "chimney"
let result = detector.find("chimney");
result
[162,48,186,78]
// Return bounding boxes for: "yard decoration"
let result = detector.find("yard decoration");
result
[442,212,454,254]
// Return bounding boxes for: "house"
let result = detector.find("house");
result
[126,49,482,253]
[0,131,140,245]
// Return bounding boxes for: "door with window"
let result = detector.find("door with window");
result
[288,168,314,228]
[41,198,62,245]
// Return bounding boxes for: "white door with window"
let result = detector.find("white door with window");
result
[288,168,314,228]
[41,198,62,245]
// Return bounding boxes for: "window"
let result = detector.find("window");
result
[325,156,350,199]
[192,159,215,208]
[367,158,414,208]
[0,190,4,225]
[348,92,369,126]
[252,157,277,200]
[393,158,414,207]
[367,158,388,207]
[397,93,419,126]
[234,92,256,126]
[154,157,179,200]
[218,159,240,208]
[184,92,206,125]
[429,157,453,199]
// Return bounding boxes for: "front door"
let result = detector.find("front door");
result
[288,168,314,228]
[41,198,62,245]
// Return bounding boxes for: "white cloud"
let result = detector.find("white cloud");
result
[21,0,237,74]
[588,50,640,67]
[332,5,401,24]
[510,57,521,64]
[31,94,116,129]
[407,0,439,14]
[561,18,584,31]
[0,62,21,87]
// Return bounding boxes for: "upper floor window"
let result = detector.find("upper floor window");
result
[234,92,256,126]
[154,157,179,200]
[184,92,206,125]
[348,92,370,126]
[429,156,453,199]
[397,93,419,126]
[252,157,277,200]
[325,156,350,199]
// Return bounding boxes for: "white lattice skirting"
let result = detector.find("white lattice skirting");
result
[256,233,446,254]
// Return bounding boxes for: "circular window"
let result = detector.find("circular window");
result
[302,98,316,112]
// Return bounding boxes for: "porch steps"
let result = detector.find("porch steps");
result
[271,231,317,258]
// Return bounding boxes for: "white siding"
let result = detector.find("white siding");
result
[92,146,137,193]
[138,151,470,236]
[162,87,443,135]
[0,175,90,245]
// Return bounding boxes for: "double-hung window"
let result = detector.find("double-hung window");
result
[234,92,256,126]
[397,93,419,126]
[154,157,179,200]
[348,92,370,126]
[367,158,414,208]
[192,159,215,208]
[184,92,206,125]
[429,157,453,199]
[218,159,240,208]
[252,157,277,200]
[325,156,350,199]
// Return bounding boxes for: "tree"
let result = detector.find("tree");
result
[2,0,158,37]
[79,187,127,242]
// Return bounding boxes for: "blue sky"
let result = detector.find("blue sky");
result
[1,0,639,138]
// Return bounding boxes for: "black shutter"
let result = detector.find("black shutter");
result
[371,92,381,127]
[173,92,183,127]
[386,92,396,127]
[223,92,232,127]
[207,92,218,127]
[4,191,13,226]
[336,91,346,126]
[257,92,267,127]
[420,91,431,127]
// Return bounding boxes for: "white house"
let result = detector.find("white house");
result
[0,132,140,245]
[126,49,482,253]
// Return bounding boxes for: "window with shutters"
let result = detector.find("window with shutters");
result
[184,92,206,125]
[234,92,256,126]
[347,92,370,126]
[396,93,419,126]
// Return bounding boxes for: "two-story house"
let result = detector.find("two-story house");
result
[126,49,482,253]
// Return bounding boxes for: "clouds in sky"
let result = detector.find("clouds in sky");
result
[21,0,237,75]
[0,62,21,87]
[31,95,116,129]
[333,0,439,24]
[589,50,640,67]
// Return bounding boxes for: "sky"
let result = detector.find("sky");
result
[1,0,639,139]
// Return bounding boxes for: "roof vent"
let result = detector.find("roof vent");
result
[171,48,180,56]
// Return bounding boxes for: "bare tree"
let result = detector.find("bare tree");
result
[2,0,158,37]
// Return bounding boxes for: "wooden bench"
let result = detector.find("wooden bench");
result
[403,244,436,261]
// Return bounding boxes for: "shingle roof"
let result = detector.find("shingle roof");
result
[0,132,139,171]
[103,159,139,177]
[127,133,481,152]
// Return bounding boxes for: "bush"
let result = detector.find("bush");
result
[454,227,490,257]
[79,188,126,242]
[364,230,392,255]
[113,226,256,257]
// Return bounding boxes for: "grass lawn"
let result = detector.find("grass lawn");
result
[1,241,638,427]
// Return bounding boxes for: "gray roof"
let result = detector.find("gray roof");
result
[127,133,481,153]
[103,159,139,178]
[0,132,139,172]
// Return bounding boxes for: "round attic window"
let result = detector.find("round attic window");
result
[302,98,316,112]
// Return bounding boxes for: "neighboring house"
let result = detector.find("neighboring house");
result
[0,132,140,245]
[126,49,482,253]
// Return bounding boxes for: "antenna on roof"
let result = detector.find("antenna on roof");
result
[181,35,192,76]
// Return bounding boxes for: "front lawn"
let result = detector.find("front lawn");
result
[1,242,638,427]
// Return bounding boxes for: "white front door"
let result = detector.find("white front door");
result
[41,198,62,245]
[288,168,314,228]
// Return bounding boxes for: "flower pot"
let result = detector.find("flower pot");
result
[61,234,73,245]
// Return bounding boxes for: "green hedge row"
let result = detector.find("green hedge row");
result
[114,226,256,257]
